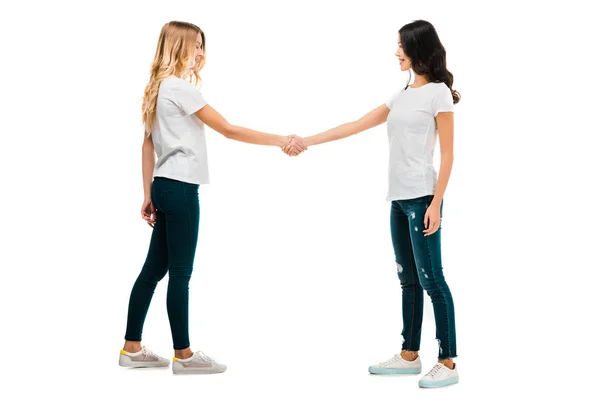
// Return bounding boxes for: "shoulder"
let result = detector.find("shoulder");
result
[161,76,200,92]
[430,82,450,93]
[386,86,407,104]
[160,76,203,101]
[429,82,453,102]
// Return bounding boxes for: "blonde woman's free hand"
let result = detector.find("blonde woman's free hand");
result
[141,198,156,228]
[423,202,441,236]
[282,135,306,156]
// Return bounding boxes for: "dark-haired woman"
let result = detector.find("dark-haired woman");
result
[287,20,460,388]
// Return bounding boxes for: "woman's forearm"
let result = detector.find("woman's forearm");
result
[432,154,453,205]
[304,120,361,147]
[142,143,155,199]
[227,125,288,147]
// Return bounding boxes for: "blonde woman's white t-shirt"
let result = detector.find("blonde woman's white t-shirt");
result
[152,76,209,185]
[385,82,454,201]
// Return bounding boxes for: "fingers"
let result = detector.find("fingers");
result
[286,136,307,152]
[282,140,304,156]
[423,218,440,236]
[292,136,307,151]
[290,138,306,152]
[142,200,156,227]
[283,145,294,156]
[423,223,439,236]
[145,211,156,227]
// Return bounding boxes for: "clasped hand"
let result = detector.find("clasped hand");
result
[281,135,307,156]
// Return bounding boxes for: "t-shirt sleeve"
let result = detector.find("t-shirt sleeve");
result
[385,89,404,110]
[170,80,208,115]
[431,86,454,116]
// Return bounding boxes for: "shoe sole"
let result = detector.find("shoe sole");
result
[369,366,422,375]
[419,376,459,388]
[172,366,227,375]
[119,356,169,368]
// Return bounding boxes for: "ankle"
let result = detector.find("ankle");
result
[174,348,193,359]
[439,359,454,369]
[400,350,419,361]
[123,341,142,353]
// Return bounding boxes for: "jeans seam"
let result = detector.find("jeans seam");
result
[403,203,417,352]
[182,182,192,267]
[425,232,451,359]
[408,241,417,350]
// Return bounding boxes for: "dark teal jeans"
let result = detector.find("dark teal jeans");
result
[125,177,200,350]
[390,195,457,360]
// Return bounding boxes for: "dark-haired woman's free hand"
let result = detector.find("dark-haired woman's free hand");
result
[423,202,441,236]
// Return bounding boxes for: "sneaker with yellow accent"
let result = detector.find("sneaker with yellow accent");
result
[172,350,226,375]
[118,346,170,368]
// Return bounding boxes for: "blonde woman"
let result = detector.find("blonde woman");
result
[118,21,306,375]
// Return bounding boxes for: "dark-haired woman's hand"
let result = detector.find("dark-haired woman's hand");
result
[423,203,441,236]
[141,198,156,228]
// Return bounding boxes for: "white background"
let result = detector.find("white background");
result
[1,0,598,398]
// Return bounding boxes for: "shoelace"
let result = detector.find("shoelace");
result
[194,350,216,364]
[425,364,444,378]
[141,346,160,360]
[380,355,401,366]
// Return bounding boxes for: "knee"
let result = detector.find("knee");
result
[168,264,193,280]
[420,275,449,295]
[397,262,419,287]
[139,264,168,283]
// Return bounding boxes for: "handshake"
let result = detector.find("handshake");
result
[281,135,308,157]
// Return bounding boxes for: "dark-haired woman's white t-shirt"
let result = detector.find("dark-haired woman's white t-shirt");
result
[385,82,454,201]
[152,76,209,185]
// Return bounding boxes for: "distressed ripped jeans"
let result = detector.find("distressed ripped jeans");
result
[390,195,457,360]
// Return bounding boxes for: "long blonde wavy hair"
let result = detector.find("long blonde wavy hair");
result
[142,21,206,136]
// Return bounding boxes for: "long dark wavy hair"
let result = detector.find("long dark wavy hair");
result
[399,20,460,104]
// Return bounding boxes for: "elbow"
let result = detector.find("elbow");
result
[142,142,153,152]
[440,153,454,164]
[222,124,237,140]
[352,119,366,136]
[142,135,153,149]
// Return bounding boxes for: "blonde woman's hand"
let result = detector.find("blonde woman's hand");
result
[141,198,156,228]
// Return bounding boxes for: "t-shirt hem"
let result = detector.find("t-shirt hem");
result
[184,102,208,116]
[434,108,454,117]
[153,173,209,185]
[386,191,434,202]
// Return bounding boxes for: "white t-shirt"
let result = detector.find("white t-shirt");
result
[384,82,454,201]
[152,76,209,185]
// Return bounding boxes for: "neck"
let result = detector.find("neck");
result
[412,74,429,88]
[174,68,189,79]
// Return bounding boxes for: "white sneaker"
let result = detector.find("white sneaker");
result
[369,354,422,375]
[172,350,227,375]
[118,346,170,368]
[419,363,459,388]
